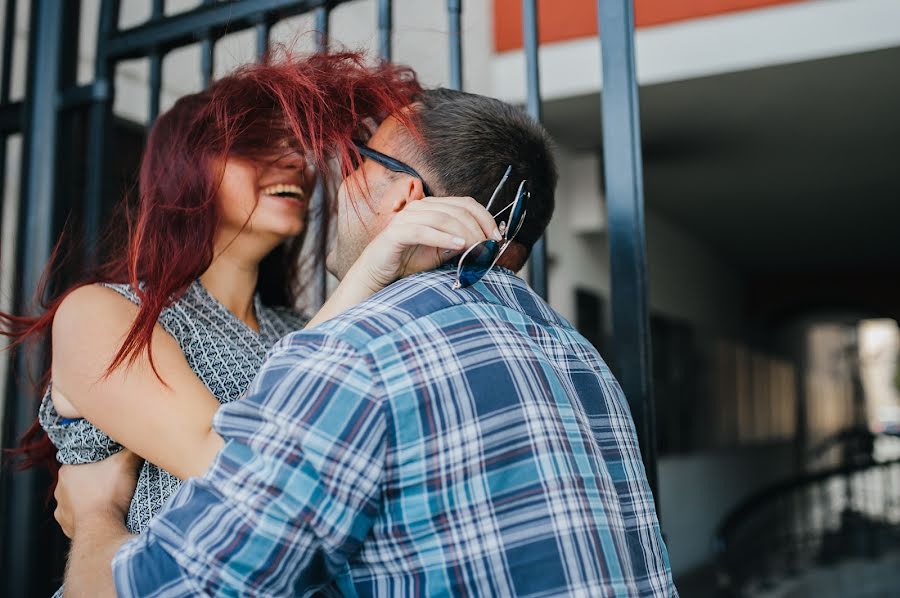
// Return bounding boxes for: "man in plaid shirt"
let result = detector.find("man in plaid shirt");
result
[56,89,676,597]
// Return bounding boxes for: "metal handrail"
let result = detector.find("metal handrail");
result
[715,449,900,595]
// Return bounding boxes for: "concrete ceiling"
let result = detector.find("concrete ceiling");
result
[542,46,900,275]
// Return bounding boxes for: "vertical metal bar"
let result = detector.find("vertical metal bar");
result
[148,51,162,123]
[0,0,15,103]
[200,0,215,88]
[315,5,330,51]
[148,0,164,124]
[255,18,271,63]
[83,0,120,265]
[378,0,392,60]
[597,0,659,502]
[315,5,331,305]
[0,0,18,237]
[201,38,214,87]
[522,0,547,300]
[2,3,66,594]
[56,0,84,234]
[447,0,462,90]
[522,1,542,158]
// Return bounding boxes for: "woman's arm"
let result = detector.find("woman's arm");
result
[307,196,499,328]
[51,284,224,480]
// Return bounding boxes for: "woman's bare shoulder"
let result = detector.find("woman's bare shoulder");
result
[53,283,138,336]
[52,283,182,371]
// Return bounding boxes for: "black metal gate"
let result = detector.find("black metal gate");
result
[0,1,654,595]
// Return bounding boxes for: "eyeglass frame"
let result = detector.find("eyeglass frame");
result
[452,165,529,289]
[352,141,433,197]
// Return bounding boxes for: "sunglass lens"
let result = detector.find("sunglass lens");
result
[457,239,500,287]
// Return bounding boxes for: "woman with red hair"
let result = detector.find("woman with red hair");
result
[3,51,496,550]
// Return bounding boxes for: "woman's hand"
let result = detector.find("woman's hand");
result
[354,196,501,292]
[306,196,499,327]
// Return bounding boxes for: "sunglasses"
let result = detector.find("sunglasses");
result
[453,165,529,289]
[352,142,433,197]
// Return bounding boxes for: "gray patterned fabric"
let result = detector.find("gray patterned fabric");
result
[39,280,307,535]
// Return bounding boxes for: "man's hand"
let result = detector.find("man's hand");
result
[55,449,143,538]
[56,451,142,597]
[354,196,501,292]
[306,196,500,329]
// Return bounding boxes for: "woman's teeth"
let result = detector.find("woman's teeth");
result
[262,184,306,200]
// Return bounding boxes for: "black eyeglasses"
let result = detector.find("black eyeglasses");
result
[453,165,529,289]
[353,142,432,197]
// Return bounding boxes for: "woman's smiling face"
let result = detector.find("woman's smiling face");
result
[216,149,317,244]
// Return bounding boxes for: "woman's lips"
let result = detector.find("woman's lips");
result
[260,183,306,201]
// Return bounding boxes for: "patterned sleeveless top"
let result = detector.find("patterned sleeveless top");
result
[39,280,307,534]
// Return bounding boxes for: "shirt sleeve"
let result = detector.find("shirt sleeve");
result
[112,330,387,597]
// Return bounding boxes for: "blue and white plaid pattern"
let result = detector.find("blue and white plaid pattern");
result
[113,266,677,597]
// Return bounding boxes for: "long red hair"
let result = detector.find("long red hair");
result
[2,50,422,473]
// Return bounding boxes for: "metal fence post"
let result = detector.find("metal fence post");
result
[83,0,121,264]
[596,0,659,503]
[148,0,165,123]
[0,1,71,594]
[200,0,215,87]
[315,4,331,305]
[0,0,17,237]
[447,0,462,91]
[378,0,392,60]
[522,0,547,300]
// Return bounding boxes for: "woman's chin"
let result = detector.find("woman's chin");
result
[255,211,306,239]
[276,221,306,239]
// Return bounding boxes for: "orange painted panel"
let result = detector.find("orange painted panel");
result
[494,0,808,52]
[494,0,598,53]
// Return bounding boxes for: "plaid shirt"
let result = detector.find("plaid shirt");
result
[113,266,676,597]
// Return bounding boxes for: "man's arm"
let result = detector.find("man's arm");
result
[111,330,386,596]
[54,450,141,597]
[65,515,133,597]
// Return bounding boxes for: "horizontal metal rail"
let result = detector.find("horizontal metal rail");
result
[718,456,900,539]
[716,454,900,592]
[104,0,352,61]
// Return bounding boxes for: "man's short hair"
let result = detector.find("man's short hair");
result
[409,88,557,259]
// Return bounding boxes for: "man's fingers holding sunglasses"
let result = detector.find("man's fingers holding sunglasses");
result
[413,197,501,242]
[418,205,488,249]
[389,223,471,254]
[393,210,487,250]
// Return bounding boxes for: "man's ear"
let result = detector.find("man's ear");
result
[389,177,427,213]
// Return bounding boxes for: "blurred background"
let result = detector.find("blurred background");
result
[2,1,900,596]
